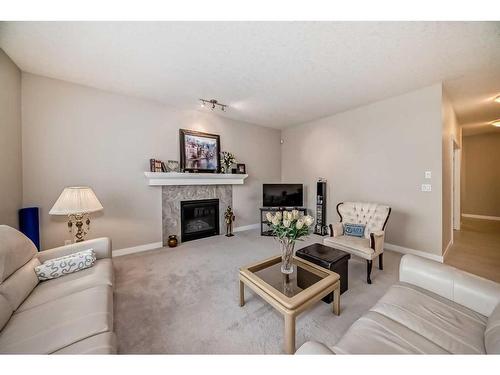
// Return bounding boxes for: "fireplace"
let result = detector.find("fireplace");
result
[180,199,220,242]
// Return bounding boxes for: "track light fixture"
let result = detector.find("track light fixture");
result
[199,99,227,112]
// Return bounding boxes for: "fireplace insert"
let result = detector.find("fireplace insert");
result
[180,199,220,242]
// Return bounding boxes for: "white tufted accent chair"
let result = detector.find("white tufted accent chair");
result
[323,202,391,284]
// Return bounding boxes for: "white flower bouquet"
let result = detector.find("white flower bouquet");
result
[220,151,236,173]
[266,210,315,274]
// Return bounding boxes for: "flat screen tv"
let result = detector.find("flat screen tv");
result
[263,184,303,207]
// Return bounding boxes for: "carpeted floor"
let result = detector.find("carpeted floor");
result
[113,229,402,354]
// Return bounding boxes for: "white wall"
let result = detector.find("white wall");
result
[461,133,500,217]
[17,73,452,256]
[22,74,281,250]
[0,49,22,228]
[281,84,444,256]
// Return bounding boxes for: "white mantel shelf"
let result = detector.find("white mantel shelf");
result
[144,172,249,186]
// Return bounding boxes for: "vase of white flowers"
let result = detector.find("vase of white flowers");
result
[220,151,237,173]
[266,210,315,274]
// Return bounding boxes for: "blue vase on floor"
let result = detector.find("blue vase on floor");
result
[18,207,40,250]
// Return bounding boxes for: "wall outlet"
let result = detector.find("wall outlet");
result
[425,171,432,179]
[64,239,73,245]
[421,184,432,192]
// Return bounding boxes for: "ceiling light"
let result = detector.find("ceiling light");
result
[199,99,227,112]
[495,95,500,103]
[491,120,500,127]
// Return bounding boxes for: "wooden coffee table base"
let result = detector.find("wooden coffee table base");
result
[239,255,341,354]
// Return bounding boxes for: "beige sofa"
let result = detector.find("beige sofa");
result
[325,202,391,284]
[0,225,115,354]
[296,254,500,354]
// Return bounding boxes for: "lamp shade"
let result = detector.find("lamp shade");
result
[49,187,103,215]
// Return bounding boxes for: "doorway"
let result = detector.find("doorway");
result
[452,139,461,231]
[444,132,500,282]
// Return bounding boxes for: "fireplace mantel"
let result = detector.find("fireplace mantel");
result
[144,172,248,186]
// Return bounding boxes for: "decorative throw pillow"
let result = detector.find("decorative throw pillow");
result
[343,223,366,238]
[34,249,96,281]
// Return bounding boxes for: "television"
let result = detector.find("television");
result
[263,184,303,207]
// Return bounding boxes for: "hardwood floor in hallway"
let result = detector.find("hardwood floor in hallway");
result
[445,218,500,282]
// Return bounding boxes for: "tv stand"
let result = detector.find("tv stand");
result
[259,207,308,236]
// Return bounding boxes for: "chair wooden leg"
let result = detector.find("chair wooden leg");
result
[379,253,383,270]
[367,260,373,284]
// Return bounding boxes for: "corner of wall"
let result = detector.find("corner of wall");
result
[0,48,23,229]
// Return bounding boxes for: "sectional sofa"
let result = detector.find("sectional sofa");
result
[0,225,115,354]
[297,254,500,354]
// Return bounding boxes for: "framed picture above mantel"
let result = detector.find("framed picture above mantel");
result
[179,129,221,173]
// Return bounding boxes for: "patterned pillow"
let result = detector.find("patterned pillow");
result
[34,249,96,281]
[343,223,366,238]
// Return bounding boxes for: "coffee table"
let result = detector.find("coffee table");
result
[239,255,341,354]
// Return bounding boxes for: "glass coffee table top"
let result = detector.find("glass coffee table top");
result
[253,260,323,298]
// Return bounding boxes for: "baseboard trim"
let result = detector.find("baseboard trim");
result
[113,242,163,257]
[233,223,260,233]
[442,239,453,260]
[384,242,443,263]
[112,225,259,257]
[461,214,500,221]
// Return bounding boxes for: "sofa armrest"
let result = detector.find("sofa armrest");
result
[399,254,500,317]
[370,230,385,254]
[329,222,343,237]
[295,341,335,355]
[37,237,112,263]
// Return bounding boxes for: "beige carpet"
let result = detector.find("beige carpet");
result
[113,229,402,354]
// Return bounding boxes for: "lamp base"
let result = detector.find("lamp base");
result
[68,214,91,242]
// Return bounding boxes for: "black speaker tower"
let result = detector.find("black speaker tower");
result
[314,179,328,235]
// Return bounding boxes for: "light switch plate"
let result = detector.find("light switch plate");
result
[425,171,432,179]
[421,184,432,192]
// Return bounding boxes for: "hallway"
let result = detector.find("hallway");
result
[445,217,500,282]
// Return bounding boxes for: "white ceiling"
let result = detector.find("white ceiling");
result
[445,69,500,136]
[0,21,499,129]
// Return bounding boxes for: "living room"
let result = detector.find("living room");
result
[1,1,499,373]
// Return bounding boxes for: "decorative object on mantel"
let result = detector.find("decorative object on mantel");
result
[236,163,246,174]
[224,206,236,237]
[166,160,180,172]
[179,129,221,173]
[49,186,103,242]
[265,210,315,274]
[199,98,228,112]
[167,235,178,247]
[149,158,166,172]
[220,151,237,174]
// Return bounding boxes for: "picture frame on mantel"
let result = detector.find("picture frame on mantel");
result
[179,129,221,173]
[236,163,246,174]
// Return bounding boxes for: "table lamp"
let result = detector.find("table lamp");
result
[49,186,103,242]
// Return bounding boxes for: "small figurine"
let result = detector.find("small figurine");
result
[224,206,235,237]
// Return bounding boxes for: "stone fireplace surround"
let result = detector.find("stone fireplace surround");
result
[162,185,232,245]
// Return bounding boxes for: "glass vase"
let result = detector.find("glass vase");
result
[280,239,295,274]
